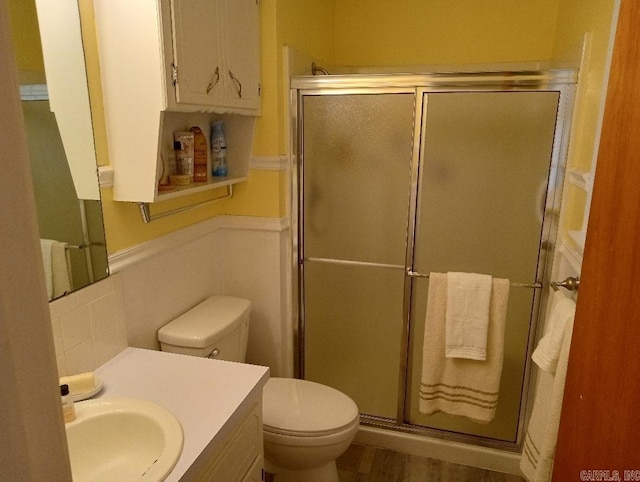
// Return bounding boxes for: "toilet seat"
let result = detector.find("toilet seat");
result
[263,378,359,437]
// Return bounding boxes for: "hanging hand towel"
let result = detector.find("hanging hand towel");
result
[446,272,493,360]
[419,273,510,423]
[40,239,71,300]
[531,290,576,374]
[51,240,71,298]
[520,293,575,482]
[40,239,55,299]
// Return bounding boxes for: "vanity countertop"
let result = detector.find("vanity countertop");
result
[94,347,269,481]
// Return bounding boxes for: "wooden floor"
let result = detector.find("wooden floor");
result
[336,443,525,482]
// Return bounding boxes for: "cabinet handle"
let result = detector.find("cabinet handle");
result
[206,67,220,94]
[228,70,242,99]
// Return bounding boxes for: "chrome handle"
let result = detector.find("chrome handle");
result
[208,348,220,359]
[228,70,242,99]
[206,66,220,94]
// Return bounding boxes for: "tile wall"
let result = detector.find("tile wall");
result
[49,273,127,377]
[48,215,291,379]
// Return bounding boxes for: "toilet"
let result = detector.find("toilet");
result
[157,295,359,482]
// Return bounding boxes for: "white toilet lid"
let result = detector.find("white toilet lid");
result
[263,378,359,436]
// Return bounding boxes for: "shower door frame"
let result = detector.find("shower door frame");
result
[291,70,576,451]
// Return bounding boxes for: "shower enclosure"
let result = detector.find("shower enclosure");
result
[291,71,575,449]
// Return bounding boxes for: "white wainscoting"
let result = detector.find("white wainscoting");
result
[110,215,292,377]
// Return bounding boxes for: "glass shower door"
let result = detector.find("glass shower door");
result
[301,93,416,419]
[405,91,561,442]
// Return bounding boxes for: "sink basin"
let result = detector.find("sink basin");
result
[65,397,183,481]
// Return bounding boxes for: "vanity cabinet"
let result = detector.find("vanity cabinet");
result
[93,0,260,203]
[95,348,270,482]
[190,400,264,481]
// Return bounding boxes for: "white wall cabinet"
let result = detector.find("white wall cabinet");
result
[94,0,260,204]
[171,0,261,112]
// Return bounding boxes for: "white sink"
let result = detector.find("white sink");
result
[65,397,183,481]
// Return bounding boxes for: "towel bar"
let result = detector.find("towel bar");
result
[408,270,581,292]
[303,258,579,291]
[137,185,233,223]
[65,242,103,250]
[406,270,542,289]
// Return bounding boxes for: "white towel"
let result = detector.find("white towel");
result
[419,273,510,423]
[40,239,55,299]
[532,291,576,374]
[40,239,71,300]
[446,272,493,360]
[520,296,575,482]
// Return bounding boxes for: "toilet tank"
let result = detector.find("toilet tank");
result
[158,296,251,362]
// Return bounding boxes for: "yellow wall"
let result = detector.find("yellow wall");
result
[255,0,336,155]
[334,0,560,66]
[101,170,283,252]
[7,0,44,80]
[253,0,279,157]
[277,0,335,64]
[275,0,335,154]
[78,0,108,169]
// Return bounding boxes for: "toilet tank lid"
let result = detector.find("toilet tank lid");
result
[158,296,251,348]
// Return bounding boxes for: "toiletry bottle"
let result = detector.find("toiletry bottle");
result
[60,384,76,423]
[210,121,228,177]
[190,126,208,182]
[173,131,195,180]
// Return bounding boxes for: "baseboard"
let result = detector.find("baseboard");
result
[354,425,522,476]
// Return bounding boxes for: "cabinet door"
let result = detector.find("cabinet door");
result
[241,456,264,482]
[195,401,264,480]
[170,0,260,113]
[170,0,224,106]
[222,0,261,112]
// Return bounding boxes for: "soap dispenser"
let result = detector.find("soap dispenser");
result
[60,384,76,423]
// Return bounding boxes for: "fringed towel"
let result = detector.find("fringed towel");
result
[419,272,510,423]
[446,272,493,360]
[520,291,576,482]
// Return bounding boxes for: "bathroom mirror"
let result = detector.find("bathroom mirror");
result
[9,0,109,300]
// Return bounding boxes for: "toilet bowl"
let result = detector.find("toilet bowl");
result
[157,296,359,482]
[262,377,359,482]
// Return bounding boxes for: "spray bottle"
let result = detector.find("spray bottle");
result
[210,121,228,177]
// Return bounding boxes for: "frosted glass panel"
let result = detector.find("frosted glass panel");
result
[299,89,562,441]
[406,92,560,441]
[304,263,405,418]
[302,93,415,418]
[413,92,559,279]
[302,94,415,265]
